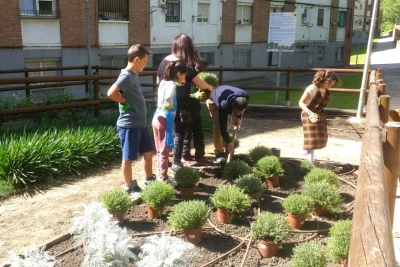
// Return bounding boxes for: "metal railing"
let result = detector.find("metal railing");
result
[20,10,59,18]
[98,0,128,21]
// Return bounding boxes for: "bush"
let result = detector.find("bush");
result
[255,155,284,178]
[282,194,314,217]
[167,200,209,231]
[327,220,352,264]
[174,166,201,187]
[5,246,58,267]
[298,160,314,176]
[222,160,252,181]
[250,211,292,244]
[248,145,272,164]
[141,181,176,210]
[290,241,327,267]
[210,184,251,212]
[303,181,343,213]
[100,188,132,214]
[304,168,339,187]
[233,173,264,197]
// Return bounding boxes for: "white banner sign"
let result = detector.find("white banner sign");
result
[267,12,296,52]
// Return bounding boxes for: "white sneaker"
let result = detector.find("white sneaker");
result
[157,176,177,187]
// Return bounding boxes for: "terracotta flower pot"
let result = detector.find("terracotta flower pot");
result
[183,227,202,244]
[179,186,195,200]
[258,239,279,258]
[313,204,329,216]
[265,174,279,188]
[147,205,162,219]
[217,208,233,224]
[287,212,307,229]
[108,210,125,225]
[340,258,348,267]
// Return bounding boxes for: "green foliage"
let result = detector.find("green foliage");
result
[167,200,209,231]
[250,211,292,243]
[328,220,352,264]
[381,0,400,24]
[282,194,314,217]
[248,145,272,164]
[200,105,212,134]
[222,160,252,181]
[298,160,314,176]
[141,181,176,209]
[100,188,132,214]
[303,181,343,213]
[290,241,327,267]
[233,173,264,197]
[380,21,395,32]
[174,166,201,187]
[210,184,251,212]
[255,155,284,178]
[0,180,14,197]
[304,168,340,188]
[198,72,219,87]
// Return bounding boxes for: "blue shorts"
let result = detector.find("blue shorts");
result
[117,125,155,161]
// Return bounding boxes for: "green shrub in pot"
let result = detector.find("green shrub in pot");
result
[141,181,176,210]
[303,181,343,213]
[210,184,251,212]
[100,188,132,214]
[198,72,219,87]
[290,241,327,267]
[304,168,340,188]
[281,194,314,217]
[222,160,252,181]
[174,166,201,188]
[167,200,209,231]
[298,160,314,176]
[327,219,352,265]
[250,211,292,244]
[233,173,264,198]
[254,155,284,178]
[248,145,273,164]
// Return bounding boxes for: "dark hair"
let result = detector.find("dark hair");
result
[312,69,339,87]
[233,97,248,110]
[172,33,202,72]
[163,61,191,81]
[198,58,209,72]
[127,44,149,62]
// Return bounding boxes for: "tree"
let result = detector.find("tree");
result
[381,0,400,24]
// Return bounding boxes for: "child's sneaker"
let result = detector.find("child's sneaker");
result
[215,153,226,162]
[124,180,142,201]
[157,176,177,187]
[171,163,183,172]
[144,174,156,187]
[196,156,213,166]
[181,156,197,166]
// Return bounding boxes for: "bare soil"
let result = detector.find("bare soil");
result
[0,109,363,266]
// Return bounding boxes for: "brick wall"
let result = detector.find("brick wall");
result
[342,0,355,66]
[329,0,339,42]
[128,0,150,46]
[0,0,22,48]
[252,1,270,43]
[221,0,236,44]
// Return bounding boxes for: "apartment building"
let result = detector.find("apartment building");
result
[0,0,355,97]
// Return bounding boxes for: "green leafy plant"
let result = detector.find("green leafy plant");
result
[282,194,314,217]
[227,133,240,148]
[168,200,209,231]
[304,168,340,187]
[198,72,219,87]
[290,241,327,267]
[298,160,314,176]
[141,181,176,210]
[210,184,251,212]
[327,220,352,264]
[254,155,284,178]
[100,188,132,214]
[174,166,201,187]
[248,145,272,164]
[233,173,264,197]
[303,181,343,213]
[250,211,292,244]
[222,160,252,181]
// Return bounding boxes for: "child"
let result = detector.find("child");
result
[152,61,190,184]
[107,44,155,200]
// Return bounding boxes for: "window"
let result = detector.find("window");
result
[20,0,57,17]
[197,3,209,24]
[25,58,60,77]
[317,9,324,26]
[236,4,252,25]
[317,48,324,58]
[338,11,346,27]
[100,56,127,73]
[295,45,309,52]
[98,0,129,21]
[302,8,310,24]
[234,50,251,67]
[152,53,169,68]
[335,46,344,61]
[268,52,278,66]
[166,0,180,22]
[199,52,214,66]
[270,6,283,13]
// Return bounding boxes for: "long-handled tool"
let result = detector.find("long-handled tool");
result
[227,125,238,163]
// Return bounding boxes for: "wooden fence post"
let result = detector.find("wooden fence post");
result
[285,67,292,107]
[378,83,386,96]
[219,66,224,85]
[379,95,390,126]
[93,72,99,117]
[24,68,30,98]
[152,74,157,93]
[84,65,89,94]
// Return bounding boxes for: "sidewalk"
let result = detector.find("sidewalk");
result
[371,34,400,264]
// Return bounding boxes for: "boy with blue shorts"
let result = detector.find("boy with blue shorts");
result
[107,44,155,199]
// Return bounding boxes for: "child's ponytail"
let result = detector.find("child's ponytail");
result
[163,61,191,81]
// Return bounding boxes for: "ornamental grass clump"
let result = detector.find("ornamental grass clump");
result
[5,246,57,267]
[222,160,252,181]
[290,241,327,267]
[298,159,314,176]
[100,188,132,214]
[174,166,201,188]
[304,168,340,188]
[327,220,352,265]
[233,173,264,198]
[255,155,284,178]
[282,194,314,217]
[210,184,252,212]
[303,181,343,213]
[168,200,209,231]
[141,180,176,210]
[250,211,292,244]
[198,72,219,87]
[248,145,273,164]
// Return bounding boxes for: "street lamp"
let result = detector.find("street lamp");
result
[355,26,362,66]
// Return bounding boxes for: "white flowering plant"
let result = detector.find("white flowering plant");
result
[5,246,57,267]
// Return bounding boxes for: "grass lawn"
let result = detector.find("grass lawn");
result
[349,37,380,66]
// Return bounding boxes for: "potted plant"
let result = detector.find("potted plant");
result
[250,211,292,258]
[254,155,284,187]
[327,220,352,267]
[281,194,314,229]
[290,241,327,267]
[248,145,272,166]
[298,159,314,176]
[228,133,240,148]
[233,173,264,199]
[303,181,343,216]
[174,166,201,200]
[210,184,251,224]
[100,188,132,224]
[167,200,209,244]
[304,168,340,188]
[222,160,252,181]
[198,72,219,99]
[141,181,176,219]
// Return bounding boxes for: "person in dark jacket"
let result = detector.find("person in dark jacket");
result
[206,85,249,161]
